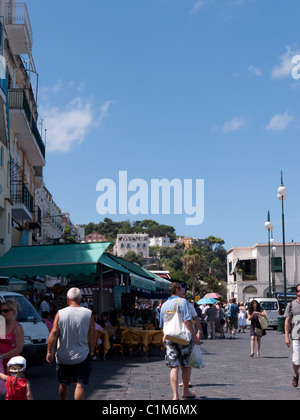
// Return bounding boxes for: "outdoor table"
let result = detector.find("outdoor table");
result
[119,327,165,353]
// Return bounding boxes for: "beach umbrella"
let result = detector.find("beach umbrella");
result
[197,297,217,305]
[204,293,222,299]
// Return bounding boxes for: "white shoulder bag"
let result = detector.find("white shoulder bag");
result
[163,298,192,346]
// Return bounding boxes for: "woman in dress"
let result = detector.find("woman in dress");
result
[248,300,267,358]
[0,299,24,373]
[238,302,247,333]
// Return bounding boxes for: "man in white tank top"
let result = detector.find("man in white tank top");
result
[46,288,96,400]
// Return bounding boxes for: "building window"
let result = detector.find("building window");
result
[271,257,282,272]
[243,285,258,294]
[238,259,257,280]
[0,146,3,167]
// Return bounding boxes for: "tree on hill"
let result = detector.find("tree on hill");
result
[82,218,176,241]
[182,247,205,299]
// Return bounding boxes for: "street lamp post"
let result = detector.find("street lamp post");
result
[265,211,273,297]
[270,235,276,295]
[277,171,287,309]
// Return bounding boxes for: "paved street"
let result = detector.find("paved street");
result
[28,328,298,401]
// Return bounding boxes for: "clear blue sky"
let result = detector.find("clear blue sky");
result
[27,0,300,251]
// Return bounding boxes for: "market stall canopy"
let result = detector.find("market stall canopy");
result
[99,253,132,276]
[98,253,172,295]
[0,242,111,280]
[100,253,157,292]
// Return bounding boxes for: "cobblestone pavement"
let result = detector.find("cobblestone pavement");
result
[28,329,299,400]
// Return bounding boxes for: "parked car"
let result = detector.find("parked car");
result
[0,291,49,367]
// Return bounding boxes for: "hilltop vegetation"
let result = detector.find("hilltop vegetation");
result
[81,218,227,297]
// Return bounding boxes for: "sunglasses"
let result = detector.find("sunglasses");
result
[0,309,12,313]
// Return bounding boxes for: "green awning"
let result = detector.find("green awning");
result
[107,254,155,279]
[0,242,111,280]
[99,253,132,275]
[144,271,171,291]
[130,275,156,292]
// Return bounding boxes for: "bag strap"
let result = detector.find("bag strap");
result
[174,298,181,313]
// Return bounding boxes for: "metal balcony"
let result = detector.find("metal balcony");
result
[8,89,45,167]
[27,205,41,229]
[5,2,32,55]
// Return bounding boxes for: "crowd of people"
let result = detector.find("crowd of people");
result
[1,281,298,400]
[196,298,248,340]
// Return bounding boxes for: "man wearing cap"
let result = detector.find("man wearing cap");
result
[46,288,96,400]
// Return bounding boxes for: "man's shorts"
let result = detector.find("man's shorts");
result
[165,340,194,368]
[228,317,238,330]
[292,339,300,366]
[56,354,91,386]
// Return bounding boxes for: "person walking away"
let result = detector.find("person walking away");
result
[0,356,33,400]
[160,282,200,400]
[238,302,247,333]
[216,303,226,339]
[248,300,266,357]
[205,304,217,339]
[0,299,24,374]
[46,288,96,400]
[227,298,240,339]
[285,284,300,387]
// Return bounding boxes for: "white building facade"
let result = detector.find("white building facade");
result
[227,243,300,303]
[34,185,64,244]
[113,234,149,258]
[148,236,170,247]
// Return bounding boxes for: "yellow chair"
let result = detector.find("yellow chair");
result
[121,328,142,357]
[148,330,165,357]
[109,328,124,359]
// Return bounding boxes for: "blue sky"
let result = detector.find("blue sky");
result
[26,0,300,251]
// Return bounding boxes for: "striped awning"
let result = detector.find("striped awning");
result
[81,285,98,295]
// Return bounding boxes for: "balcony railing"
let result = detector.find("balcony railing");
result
[8,89,46,159]
[5,2,32,47]
[27,205,41,230]
[12,182,33,213]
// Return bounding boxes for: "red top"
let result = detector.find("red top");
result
[0,321,19,373]
[5,375,28,400]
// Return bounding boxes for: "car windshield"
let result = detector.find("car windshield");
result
[260,301,278,311]
[3,295,42,322]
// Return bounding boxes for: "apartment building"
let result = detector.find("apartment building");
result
[0,1,46,251]
[227,242,300,303]
[0,64,11,256]
[85,232,106,243]
[113,233,149,258]
[177,236,210,250]
[148,236,170,247]
[34,185,64,244]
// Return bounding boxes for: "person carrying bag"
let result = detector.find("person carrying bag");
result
[163,298,192,345]
[160,282,200,400]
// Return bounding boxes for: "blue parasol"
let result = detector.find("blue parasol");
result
[197,297,217,305]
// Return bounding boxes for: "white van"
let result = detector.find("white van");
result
[245,297,279,329]
[0,291,49,367]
